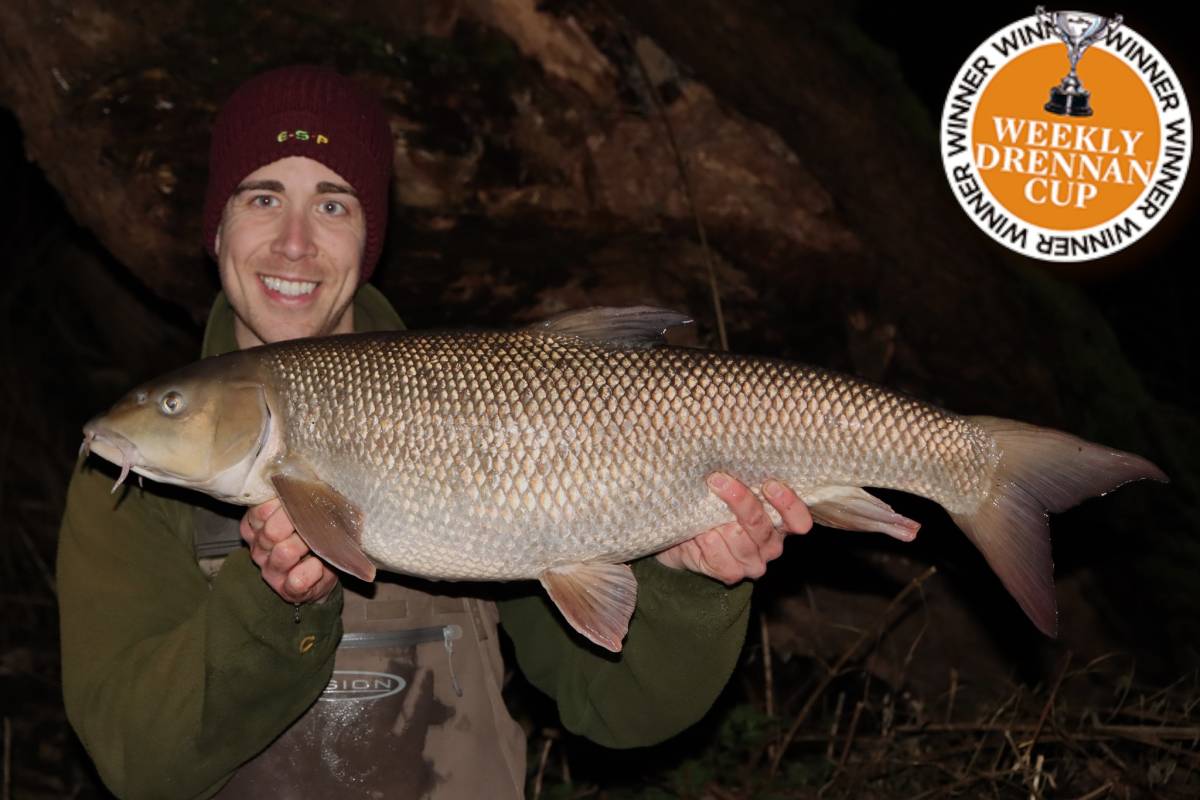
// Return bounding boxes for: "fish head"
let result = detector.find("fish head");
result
[82,354,273,503]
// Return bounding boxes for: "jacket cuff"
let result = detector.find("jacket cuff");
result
[631,556,753,635]
[208,549,345,660]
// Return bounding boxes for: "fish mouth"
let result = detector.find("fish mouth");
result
[81,423,199,493]
[80,422,142,494]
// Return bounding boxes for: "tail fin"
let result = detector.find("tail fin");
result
[950,416,1168,638]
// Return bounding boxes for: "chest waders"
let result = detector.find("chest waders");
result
[194,506,527,799]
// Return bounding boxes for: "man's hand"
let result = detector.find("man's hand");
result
[239,499,338,604]
[656,474,812,584]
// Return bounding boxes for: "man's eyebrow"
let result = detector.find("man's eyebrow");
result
[231,179,356,196]
[233,179,285,194]
[317,181,356,196]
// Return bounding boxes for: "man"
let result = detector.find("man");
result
[58,66,813,799]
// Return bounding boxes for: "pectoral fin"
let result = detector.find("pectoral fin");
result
[804,486,920,541]
[270,472,376,582]
[539,563,638,653]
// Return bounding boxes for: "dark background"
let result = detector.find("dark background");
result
[1,2,1196,797]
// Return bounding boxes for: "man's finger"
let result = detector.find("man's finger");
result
[717,520,770,576]
[261,503,297,543]
[286,557,339,604]
[763,480,813,534]
[285,556,326,599]
[759,529,786,563]
[309,567,339,603]
[693,528,746,585]
[239,513,258,546]
[707,473,774,546]
[250,542,272,570]
[242,501,279,547]
[249,499,280,528]
[266,533,309,575]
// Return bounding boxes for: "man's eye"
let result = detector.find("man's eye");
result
[319,200,347,216]
[250,195,280,208]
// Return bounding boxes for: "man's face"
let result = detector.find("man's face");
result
[216,156,365,348]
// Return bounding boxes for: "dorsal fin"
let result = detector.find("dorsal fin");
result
[529,306,692,348]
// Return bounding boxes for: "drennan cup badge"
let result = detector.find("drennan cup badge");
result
[942,9,1191,262]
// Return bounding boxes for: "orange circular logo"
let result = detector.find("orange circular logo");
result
[942,13,1191,262]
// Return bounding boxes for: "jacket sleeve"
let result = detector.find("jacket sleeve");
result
[497,556,752,748]
[57,464,344,799]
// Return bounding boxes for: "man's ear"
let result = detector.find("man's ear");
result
[214,223,222,255]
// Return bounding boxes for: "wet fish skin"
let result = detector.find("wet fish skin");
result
[263,330,988,578]
[82,307,1166,651]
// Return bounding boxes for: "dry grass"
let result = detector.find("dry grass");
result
[525,571,1200,800]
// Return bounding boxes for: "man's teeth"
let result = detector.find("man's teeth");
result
[262,276,317,296]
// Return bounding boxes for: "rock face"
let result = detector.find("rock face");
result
[1,0,1194,676]
[0,0,1047,410]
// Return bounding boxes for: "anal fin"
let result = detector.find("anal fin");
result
[270,473,376,582]
[803,485,920,541]
[539,563,638,653]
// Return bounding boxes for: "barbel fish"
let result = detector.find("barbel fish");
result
[81,307,1165,651]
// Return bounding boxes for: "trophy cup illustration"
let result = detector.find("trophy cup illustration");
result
[1036,7,1123,116]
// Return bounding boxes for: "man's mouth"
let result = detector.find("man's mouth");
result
[260,274,319,298]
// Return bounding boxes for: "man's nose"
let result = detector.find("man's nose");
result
[270,207,317,261]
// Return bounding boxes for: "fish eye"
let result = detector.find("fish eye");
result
[160,391,185,415]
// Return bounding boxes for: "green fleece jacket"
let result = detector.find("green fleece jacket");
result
[58,286,753,799]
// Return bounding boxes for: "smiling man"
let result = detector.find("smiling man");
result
[58,66,812,799]
[216,160,364,347]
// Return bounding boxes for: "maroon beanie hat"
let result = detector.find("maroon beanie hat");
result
[202,65,394,282]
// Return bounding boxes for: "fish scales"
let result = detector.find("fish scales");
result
[259,330,998,581]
